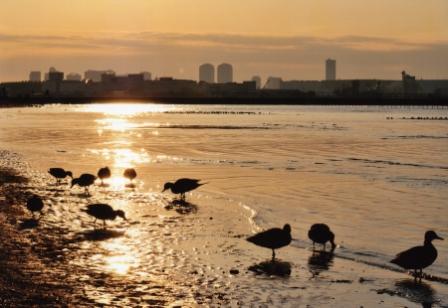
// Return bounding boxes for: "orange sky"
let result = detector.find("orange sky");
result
[1,0,447,81]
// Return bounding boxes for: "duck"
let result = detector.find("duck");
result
[391,230,443,280]
[81,203,127,229]
[123,168,137,185]
[48,168,72,183]
[247,224,292,261]
[308,223,336,251]
[97,167,111,186]
[71,173,96,194]
[26,195,48,218]
[162,178,205,200]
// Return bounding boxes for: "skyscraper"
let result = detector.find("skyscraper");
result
[217,63,233,83]
[251,76,262,89]
[326,59,336,81]
[29,71,41,82]
[199,63,215,83]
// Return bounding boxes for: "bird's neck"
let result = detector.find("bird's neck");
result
[424,239,435,247]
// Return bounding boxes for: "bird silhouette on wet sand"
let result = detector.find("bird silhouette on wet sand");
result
[247,224,292,261]
[123,168,137,187]
[81,203,127,229]
[391,230,443,281]
[48,168,72,184]
[97,166,111,186]
[26,195,49,219]
[308,223,336,251]
[71,173,96,194]
[162,178,206,200]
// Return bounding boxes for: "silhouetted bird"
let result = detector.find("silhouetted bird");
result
[391,230,443,280]
[247,224,292,261]
[97,167,111,185]
[71,173,96,194]
[163,178,205,200]
[123,168,137,184]
[48,168,72,183]
[26,195,48,218]
[81,203,126,229]
[308,223,336,251]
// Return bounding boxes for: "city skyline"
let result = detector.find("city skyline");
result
[1,0,448,82]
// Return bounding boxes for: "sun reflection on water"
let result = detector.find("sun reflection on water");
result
[80,103,174,116]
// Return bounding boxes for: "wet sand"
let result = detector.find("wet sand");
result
[1,149,446,307]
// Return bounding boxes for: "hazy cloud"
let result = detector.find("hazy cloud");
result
[1,31,447,81]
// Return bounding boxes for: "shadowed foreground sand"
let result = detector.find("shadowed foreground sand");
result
[0,149,446,307]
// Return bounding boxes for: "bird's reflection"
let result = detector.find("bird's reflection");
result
[164,199,198,215]
[394,279,437,307]
[19,218,39,230]
[308,250,335,277]
[76,229,125,242]
[248,260,292,277]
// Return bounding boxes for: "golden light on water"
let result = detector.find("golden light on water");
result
[80,103,173,116]
[101,239,140,275]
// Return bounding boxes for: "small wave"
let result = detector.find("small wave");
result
[141,124,272,130]
[163,111,264,115]
[289,240,448,285]
[382,135,448,140]
[347,157,448,170]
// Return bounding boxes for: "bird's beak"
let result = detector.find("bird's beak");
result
[162,188,166,192]
[436,235,444,240]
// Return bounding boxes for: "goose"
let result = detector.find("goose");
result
[48,168,72,183]
[162,178,205,200]
[247,224,292,261]
[71,173,96,194]
[123,168,137,184]
[97,167,111,185]
[26,195,48,218]
[308,223,336,251]
[391,230,443,280]
[81,203,126,229]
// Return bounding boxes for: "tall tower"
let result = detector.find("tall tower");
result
[325,59,336,81]
[199,63,215,83]
[217,63,233,83]
[29,71,41,82]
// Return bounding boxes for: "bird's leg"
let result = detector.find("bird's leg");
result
[312,242,315,251]
[103,220,106,229]
[323,243,326,251]
[93,218,97,229]
[272,249,276,262]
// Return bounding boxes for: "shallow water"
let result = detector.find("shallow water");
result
[1,103,447,306]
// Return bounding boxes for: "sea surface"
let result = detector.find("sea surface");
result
[0,103,447,306]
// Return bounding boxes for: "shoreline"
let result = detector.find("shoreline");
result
[1,95,448,106]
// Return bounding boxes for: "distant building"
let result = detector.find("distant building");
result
[141,71,152,81]
[199,63,215,83]
[44,67,58,81]
[264,77,282,90]
[29,71,41,82]
[66,73,82,81]
[326,59,336,81]
[48,71,64,82]
[84,70,115,82]
[251,76,262,89]
[217,63,233,83]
